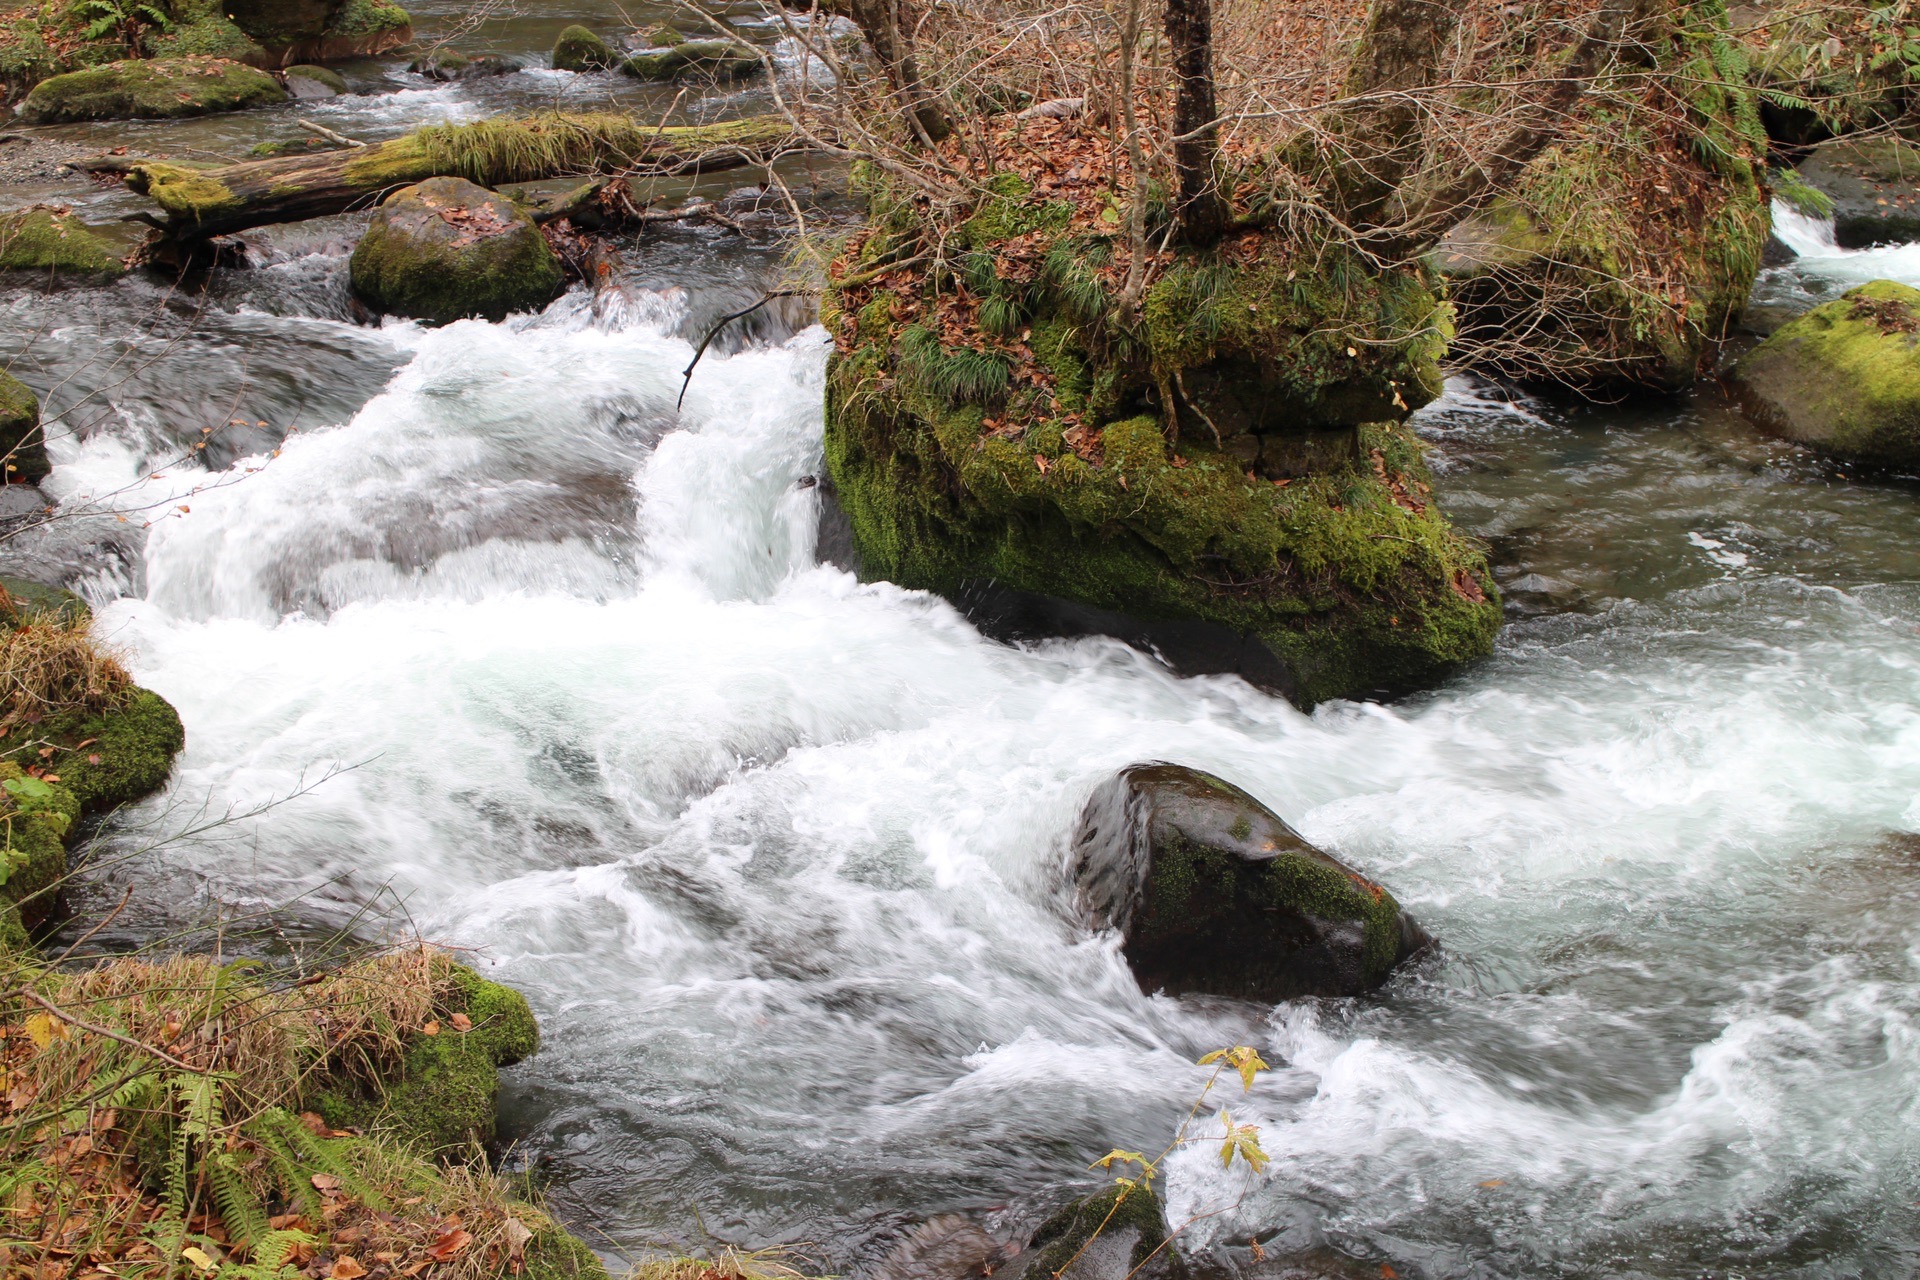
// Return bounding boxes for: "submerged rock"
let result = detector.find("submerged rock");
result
[0,371,45,484]
[1004,1186,1182,1280]
[1730,279,1920,466]
[1073,764,1430,1002]
[17,56,287,123]
[1797,136,1920,249]
[409,49,519,79]
[621,38,760,82]
[551,24,617,72]
[349,175,563,325]
[283,62,347,97]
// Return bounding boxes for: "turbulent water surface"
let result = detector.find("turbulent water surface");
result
[3,26,1919,1278]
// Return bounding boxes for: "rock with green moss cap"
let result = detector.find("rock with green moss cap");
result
[0,762,79,928]
[551,24,616,72]
[350,176,563,325]
[826,168,1497,706]
[1073,764,1431,1002]
[620,38,759,82]
[1009,1185,1182,1280]
[1729,279,1920,466]
[307,0,411,59]
[0,577,87,626]
[0,372,45,485]
[2,689,185,815]
[145,0,268,60]
[18,56,287,123]
[0,207,125,278]
[308,961,540,1154]
[283,63,347,97]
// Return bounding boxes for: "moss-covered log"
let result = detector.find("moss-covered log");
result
[125,112,801,242]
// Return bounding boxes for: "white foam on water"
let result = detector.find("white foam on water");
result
[67,283,1920,1275]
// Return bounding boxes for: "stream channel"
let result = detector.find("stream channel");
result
[2,11,1918,1278]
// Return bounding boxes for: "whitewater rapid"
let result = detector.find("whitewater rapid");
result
[30,273,1920,1276]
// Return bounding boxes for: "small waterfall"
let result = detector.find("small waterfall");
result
[1769,198,1839,256]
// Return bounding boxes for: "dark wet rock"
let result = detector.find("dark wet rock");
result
[0,371,45,485]
[283,63,347,98]
[17,56,287,123]
[1003,1186,1182,1280]
[874,1214,1007,1280]
[409,49,518,80]
[1797,136,1920,248]
[303,0,411,60]
[349,175,563,325]
[621,38,759,82]
[1073,763,1431,1002]
[551,25,617,72]
[1730,279,1920,466]
[223,0,335,49]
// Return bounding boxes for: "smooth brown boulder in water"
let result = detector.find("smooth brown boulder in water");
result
[1072,763,1431,1001]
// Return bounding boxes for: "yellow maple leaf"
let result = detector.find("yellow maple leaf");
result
[1217,1110,1270,1174]
[1198,1045,1271,1092]
[24,1012,68,1050]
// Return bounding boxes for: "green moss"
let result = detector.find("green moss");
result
[620,39,758,82]
[1028,1185,1174,1279]
[324,0,411,39]
[0,208,125,279]
[1,689,185,814]
[0,578,87,626]
[1731,279,1920,465]
[551,24,615,72]
[284,62,347,92]
[18,56,285,123]
[0,901,27,953]
[349,176,563,324]
[0,371,45,484]
[145,0,267,61]
[310,964,539,1154]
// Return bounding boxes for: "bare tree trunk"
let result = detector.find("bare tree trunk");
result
[802,0,951,145]
[1317,0,1467,230]
[1165,0,1228,245]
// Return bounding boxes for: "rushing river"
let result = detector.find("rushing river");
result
[2,17,1918,1275]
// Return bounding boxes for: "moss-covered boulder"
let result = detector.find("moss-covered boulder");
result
[1796,136,1920,248]
[0,577,87,626]
[0,0,264,100]
[551,24,616,72]
[18,56,287,123]
[1439,2,1769,390]
[0,371,45,485]
[309,960,540,1153]
[0,207,126,278]
[350,176,563,325]
[223,0,336,51]
[1010,1186,1181,1280]
[1,688,185,814]
[826,169,1497,705]
[1729,279,1920,465]
[307,0,411,59]
[146,0,268,60]
[620,38,758,82]
[283,62,347,97]
[0,762,79,928]
[1072,763,1430,1002]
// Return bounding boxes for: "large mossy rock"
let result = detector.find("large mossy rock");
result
[1006,1186,1182,1280]
[1,689,185,814]
[551,24,616,72]
[0,761,79,929]
[621,38,758,82]
[0,371,45,484]
[350,176,563,325]
[1729,279,1920,465]
[1439,3,1769,390]
[309,962,539,1153]
[18,56,286,123]
[824,170,1497,706]
[0,207,125,278]
[1797,136,1920,248]
[1073,764,1431,1002]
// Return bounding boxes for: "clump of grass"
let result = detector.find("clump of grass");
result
[412,113,789,184]
[0,616,133,734]
[898,324,1012,404]
[629,1244,826,1280]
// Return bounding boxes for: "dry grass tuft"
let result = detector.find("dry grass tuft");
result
[0,617,133,734]
[628,1245,827,1280]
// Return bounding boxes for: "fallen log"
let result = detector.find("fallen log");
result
[123,112,800,242]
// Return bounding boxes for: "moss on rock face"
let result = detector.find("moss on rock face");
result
[551,24,616,72]
[0,761,78,928]
[284,62,348,96]
[309,962,539,1154]
[1438,0,1769,390]
[0,371,45,485]
[1729,279,1920,466]
[350,175,563,325]
[311,0,412,57]
[0,207,126,278]
[17,56,286,123]
[145,0,267,61]
[1,689,185,814]
[1018,1185,1180,1280]
[825,174,1497,705]
[620,38,758,82]
[1796,136,1920,249]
